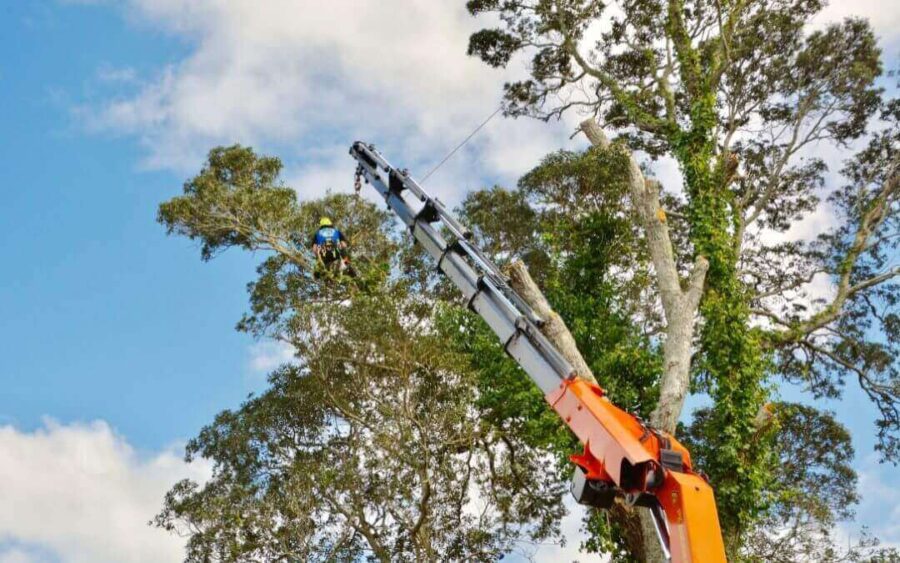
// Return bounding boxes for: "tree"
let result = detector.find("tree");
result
[458,149,664,414]
[684,402,893,562]
[466,0,898,558]
[154,146,569,562]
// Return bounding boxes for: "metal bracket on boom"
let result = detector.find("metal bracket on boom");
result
[348,142,727,563]
[415,198,441,225]
[389,169,406,196]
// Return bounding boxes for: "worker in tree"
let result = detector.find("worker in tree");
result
[311,217,354,277]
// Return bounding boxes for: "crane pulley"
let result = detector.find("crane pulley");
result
[348,142,727,563]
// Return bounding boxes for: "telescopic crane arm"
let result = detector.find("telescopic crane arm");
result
[348,142,727,563]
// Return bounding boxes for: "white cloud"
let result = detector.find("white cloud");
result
[247,340,297,374]
[73,0,580,203]
[0,549,36,563]
[814,0,900,48]
[855,454,900,546]
[0,419,210,563]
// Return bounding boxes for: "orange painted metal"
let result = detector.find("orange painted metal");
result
[659,471,727,562]
[547,378,727,563]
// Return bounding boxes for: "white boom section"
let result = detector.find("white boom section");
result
[349,142,575,394]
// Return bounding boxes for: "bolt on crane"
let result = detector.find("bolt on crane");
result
[349,142,727,563]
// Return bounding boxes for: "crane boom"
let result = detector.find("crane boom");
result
[349,142,727,563]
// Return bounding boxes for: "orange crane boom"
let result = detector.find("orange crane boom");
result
[553,378,726,561]
[349,142,726,562]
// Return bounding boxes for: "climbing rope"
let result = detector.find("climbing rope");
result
[420,105,503,184]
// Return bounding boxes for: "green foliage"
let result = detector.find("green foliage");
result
[155,147,573,562]
[517,148,662,416]
[684,403,899,561]
[158,144,398,335]
[435,304,577,468]
[434,152,667,548]
[159,145,300,262]
[158,291,465,560]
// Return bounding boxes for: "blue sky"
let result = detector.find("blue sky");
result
[0,1,898,561]
[0,2,259,449]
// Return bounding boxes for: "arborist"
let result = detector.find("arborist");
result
[311,217,353,277]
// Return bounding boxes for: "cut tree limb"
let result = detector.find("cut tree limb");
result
[506,260,598,385]
[579,118,708,433]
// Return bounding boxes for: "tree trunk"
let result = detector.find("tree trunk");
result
[577,118,707,434]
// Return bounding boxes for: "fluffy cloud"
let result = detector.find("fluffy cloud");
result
[0,420,210,563]
[815,0,900,48]
[855,454,900,546]
[76,0,578,205]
